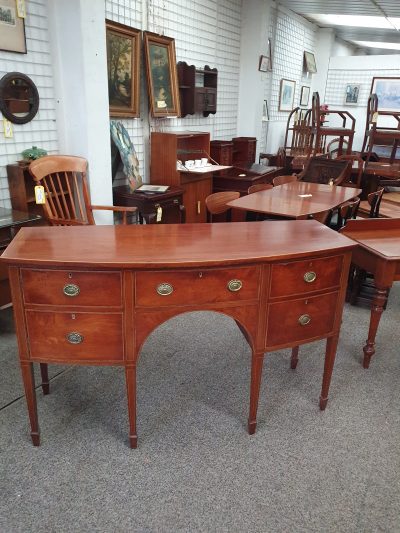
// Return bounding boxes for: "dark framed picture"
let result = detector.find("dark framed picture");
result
[279,79,296,111]
[300,86,310,107]
[344,84,360,105]
[262,99,269,121]
[143,31,181,117]
[0,0,27,53]
[259,38,272,72]
[106,19,141,118]
[371,77,400,111]
[303,51,317,73]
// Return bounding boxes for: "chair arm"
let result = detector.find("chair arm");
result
[90,204,137,225]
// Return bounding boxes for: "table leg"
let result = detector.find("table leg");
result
[125,365,137,448]
[248,351,264,435]
[319,334,339,410]
[363,286,388,369]
[290,346,299,369]
[40,363,50,395]
[20,362,40,445]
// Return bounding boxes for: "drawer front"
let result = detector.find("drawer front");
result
[270,255,343,298]
[25,311,123,362]
[265,291,339,347]
[22,269,122,306]
[136,266,260,307]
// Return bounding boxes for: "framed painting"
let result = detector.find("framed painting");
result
[259,38,272,72]
[106,20,141,118]
[279,79,296,111]
[344,84,360,105]
[0,0,26,53]
[371,77,400,112]
[262,99,269,121]
[304,51,317,73]
[143,31,180,117]
[300,86,310,107]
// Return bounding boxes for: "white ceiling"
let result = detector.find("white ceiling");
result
[278,0,400,53]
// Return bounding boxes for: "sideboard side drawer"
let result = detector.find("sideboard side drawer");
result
[270,255,343,298]
[22,270,122,306]
[25,311,124,362]
[136,266,260,307]
[265,291,339,348]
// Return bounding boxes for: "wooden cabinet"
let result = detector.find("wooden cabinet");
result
[232,137,257,167]
[210,140,233,166]
[177,62,217,117]
[150,131,212,223]
[7,163,43,215]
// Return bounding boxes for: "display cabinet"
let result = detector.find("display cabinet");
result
[177,62,217,117]
[150,131,212,223]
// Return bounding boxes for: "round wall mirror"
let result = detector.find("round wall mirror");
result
[0,72,39,124]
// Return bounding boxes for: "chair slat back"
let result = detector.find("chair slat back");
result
[298,157,351,185]
[367,187,384,218]
[29,156,94,226]
[272,175,298,187]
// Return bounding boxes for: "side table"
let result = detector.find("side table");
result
[113,185,186,224]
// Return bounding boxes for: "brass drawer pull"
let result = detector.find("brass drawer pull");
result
[303,271,316,283]
[66,332,84,344]
[298,314,311,326]
[156,282,173,296]
[227,279,242,292]
[63,283,80,297]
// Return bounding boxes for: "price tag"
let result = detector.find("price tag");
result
[3,119,13,138]
[372,112,379,123]
[16,0,26,18]
[156,206,162,222]
[34,185,46,204]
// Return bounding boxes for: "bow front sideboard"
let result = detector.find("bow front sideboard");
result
[1,222,355,448]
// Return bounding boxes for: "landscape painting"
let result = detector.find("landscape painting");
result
[371,77,400,112]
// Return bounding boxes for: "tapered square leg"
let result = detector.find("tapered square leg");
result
[319,334,339,411]
[125,365,137,449]
[290,346,299,369]
[20,362,40,446]
[248,352,264,435]
[40,363,50,395]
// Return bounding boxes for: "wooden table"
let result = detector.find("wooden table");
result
[227,181,361,219]
[1,222,355,447]
[213,165,284,195]
[341,219,400,368]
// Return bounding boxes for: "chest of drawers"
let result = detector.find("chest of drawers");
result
[1,222,355,448]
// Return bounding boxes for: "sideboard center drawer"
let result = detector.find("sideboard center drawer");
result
[22,269,122,306]
[136,266,260,307]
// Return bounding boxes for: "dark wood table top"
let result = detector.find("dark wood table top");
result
[341,219,400,261]
[1,221,355,268]
[227,182,361,219]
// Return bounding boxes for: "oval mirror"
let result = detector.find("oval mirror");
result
[0,72,39,124]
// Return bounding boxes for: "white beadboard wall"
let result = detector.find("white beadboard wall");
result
[0,0,58,208]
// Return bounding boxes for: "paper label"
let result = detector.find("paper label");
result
[34,185,46,204]
[16,0,26,18]
[372,112,379,123]
[3,119,13,138]
[157,100,167,108]
[156,206,162,222]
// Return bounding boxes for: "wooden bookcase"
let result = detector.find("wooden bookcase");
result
[150,131,212,223]
[177,62,217,117]
[6,163,44,215]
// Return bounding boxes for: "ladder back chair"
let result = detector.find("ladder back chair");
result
[29,155,137,225]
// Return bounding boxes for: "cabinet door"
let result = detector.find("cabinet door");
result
[181,176,212,223]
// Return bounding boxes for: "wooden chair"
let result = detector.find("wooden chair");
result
[297,156,352,186]
[205,191,240,222]
[358,187,384,218]
[336,154,364,188]
[272,174,298,187]
[29,155,137,225]
[329,197,360,231]
[247,183,273,194]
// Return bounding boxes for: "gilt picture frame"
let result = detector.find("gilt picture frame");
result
[143,31,181,118]
[371,77,400,112]
[0,0,26,54]
[106,20,141,118]
[279,79,296,111]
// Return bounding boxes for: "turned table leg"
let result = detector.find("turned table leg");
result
[319,334,339,410]
[363,286,388,369]
[125,365,137,448]
[248,351,264,435]
[39,363,50,395]
[20,362,40,445]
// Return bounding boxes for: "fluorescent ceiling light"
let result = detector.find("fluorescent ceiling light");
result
[353,40,400,50]
[306,14,400,30]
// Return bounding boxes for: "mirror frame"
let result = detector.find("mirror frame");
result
[0,72,39,124]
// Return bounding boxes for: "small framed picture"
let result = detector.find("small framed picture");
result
[262,100,269,121]
[344,84,360,105]
[258,38,272,72]
[300,86,310,107]
[279,79,296,112]
[303,51,317,73]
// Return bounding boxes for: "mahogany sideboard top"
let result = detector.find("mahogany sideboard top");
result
[1,222,356,448]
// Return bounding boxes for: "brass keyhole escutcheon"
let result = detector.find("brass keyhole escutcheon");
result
[304,271,316,283]
[63,283,80,297]
[66,332,83,344]
[156,282,173,296]
[227,279,242,292]
[298,314,311,326]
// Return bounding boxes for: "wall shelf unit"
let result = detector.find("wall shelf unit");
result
[177,62,217,117]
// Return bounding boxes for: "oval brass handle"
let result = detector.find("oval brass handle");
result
[66,332,84,344]
[227,279,242,292]
[298,314,311,326]
[303,271,317,283]
[156,282,173,296]
[63,283,80,297]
